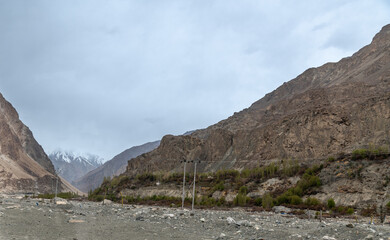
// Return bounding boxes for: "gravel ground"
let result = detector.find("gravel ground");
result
[1,195,390,240]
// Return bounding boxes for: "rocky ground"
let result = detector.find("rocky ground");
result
[0,195,390,240]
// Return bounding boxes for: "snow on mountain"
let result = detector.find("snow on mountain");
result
[49,150,103,185]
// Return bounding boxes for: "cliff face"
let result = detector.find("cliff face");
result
[125,24,390,176]
[0,92,67,193]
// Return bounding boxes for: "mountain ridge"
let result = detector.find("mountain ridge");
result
[73,140,160,192]
[49,150,103,184]
[0,92,74,193]
[124,24,390,177]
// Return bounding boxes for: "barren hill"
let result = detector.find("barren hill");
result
[0,92,73,194]
[125,24,390,176]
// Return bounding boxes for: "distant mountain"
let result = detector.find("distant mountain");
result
[73,140,160,192]
[0,92,77,194]
[49,151,103,184]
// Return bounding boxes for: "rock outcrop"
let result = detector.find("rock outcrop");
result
[0,92,71,193]
[125,24,390,176]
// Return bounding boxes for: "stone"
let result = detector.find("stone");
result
[236,220,250,227]
[226,217,236,224]
[102,199,112,205]
[364,235,374,240]
[68,219,85,223]
[200,218,205,222]
[273,206,292,214]
[163,213,175,219]
[322,236,336,240]
[346,223,354,228]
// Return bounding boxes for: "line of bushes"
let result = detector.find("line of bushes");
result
[35,192,80,200]
[352,145,389,160]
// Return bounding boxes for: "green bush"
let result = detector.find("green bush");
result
[352,149,368,160]
[290,195,302,205]
[304,197,320,206]
[327,157,335,162]
[95,195,104,201]
[217,197,226,206]
[254,197,262,206]
[346,208,355,215]
[213,181,225,191]
[336,206,345,213]
[200,196,216,206]
[233,193,247,206]
[327,198,336,209]
[262,193,274,209]
[386,201,390,210]
[239,186,248,195]
[37,192,79,200]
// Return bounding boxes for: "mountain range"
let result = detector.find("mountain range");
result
[73,140,160,192]
[48,151,103,185]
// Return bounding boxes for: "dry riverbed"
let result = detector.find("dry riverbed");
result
[0,195,390,240]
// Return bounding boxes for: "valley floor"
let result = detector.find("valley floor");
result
[0,195,390,240]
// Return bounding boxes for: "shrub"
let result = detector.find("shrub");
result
[233,193,247,206]
[327,198,336,209]
[387,201,390,210]
[239,186,248,195]
[254,197,262,206]
[304,197,320,206]
[262,193,274,209]
[216,169,240,181]
[217,197,226,206]
[346,208,355,215]
[200,196,216,206]
[95,195,104,202]
[213,181,225,192]
[336,206,345,213]
[352,149,368,160]
[327,157,335,162]
[290,195,302,205]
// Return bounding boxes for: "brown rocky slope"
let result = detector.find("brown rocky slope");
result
[0,92,75,194]
[125,24,390,177]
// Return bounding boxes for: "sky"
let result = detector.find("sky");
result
[0,0,389,161]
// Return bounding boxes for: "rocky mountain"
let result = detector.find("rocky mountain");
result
[48,151,103,184]
[0,92,77,194]
[124,24,390,177]
[73,140,160,192]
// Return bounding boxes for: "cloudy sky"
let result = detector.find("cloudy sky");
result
[0,0,389,161]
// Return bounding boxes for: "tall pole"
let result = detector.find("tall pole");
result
[55,176,58,199]
[192,161,197,211]
[182,160,187,209]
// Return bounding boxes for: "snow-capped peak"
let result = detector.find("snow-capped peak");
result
[49,150,104,166]
[48,150,104,184]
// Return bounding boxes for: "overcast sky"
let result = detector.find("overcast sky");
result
[0,0,389,161]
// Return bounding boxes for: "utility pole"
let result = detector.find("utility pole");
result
[55,167,62,200]
[192,160,199,211]
[181,160,187,209]
[55,175,58,199]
